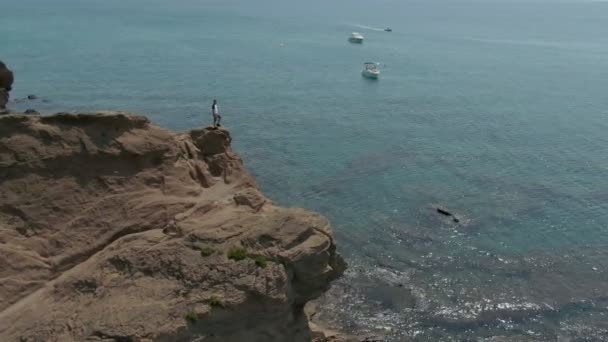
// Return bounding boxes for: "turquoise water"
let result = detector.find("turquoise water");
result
[3,0,608,339]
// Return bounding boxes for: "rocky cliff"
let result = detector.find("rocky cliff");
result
[0,112,345,342]
[0,61,14,113]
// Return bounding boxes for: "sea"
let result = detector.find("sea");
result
[3,0,608,340]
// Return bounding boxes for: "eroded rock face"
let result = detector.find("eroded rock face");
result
[0,61,14,111]
[0,112,345,342]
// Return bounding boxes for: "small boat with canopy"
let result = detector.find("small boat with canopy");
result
[348,32,364,43]
[361,62,380,79]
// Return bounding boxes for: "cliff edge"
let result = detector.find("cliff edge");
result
[0,112,345,342]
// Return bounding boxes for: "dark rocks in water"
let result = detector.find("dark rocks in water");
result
[435,205,465,224]
[24,109,40,115]
[436,207,453,216]
[12,95,42,103]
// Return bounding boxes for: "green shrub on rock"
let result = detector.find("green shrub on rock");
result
[227,247,247,261]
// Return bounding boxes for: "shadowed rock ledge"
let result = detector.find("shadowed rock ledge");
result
[0,112,345,342]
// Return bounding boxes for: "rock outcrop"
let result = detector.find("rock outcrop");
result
[0,61,14,112]
[0,112,345,342]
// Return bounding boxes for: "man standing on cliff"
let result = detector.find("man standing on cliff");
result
[211,99,221,128]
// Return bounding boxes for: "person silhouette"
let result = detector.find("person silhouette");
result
[211,99,221,128]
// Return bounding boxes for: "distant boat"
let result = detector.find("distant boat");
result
[384,27,392,32]
[361,62,380,79]
[348,32,364,44]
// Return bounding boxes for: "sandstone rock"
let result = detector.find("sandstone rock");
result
[190,127,232,156]
[0,112,345,341]
[234,187,266,211]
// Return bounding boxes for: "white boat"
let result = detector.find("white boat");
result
[348,32,364,44]
[361,62,380,79]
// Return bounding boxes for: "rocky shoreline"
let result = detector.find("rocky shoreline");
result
[0,112,348,341]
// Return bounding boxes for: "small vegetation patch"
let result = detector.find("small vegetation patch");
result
[184,311,199,324]
[227,247,247,261]
[199,246,215,257]
[209,296,224,308]
[254,255,267,268]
